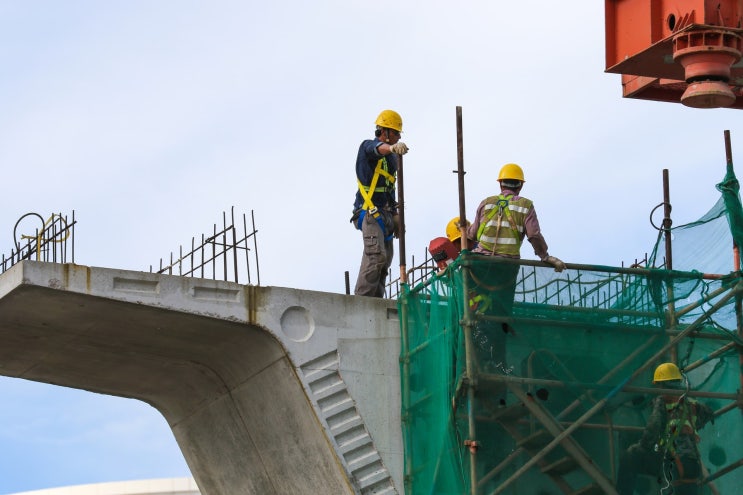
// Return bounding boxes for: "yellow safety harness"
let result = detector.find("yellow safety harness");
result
[476,194,522,255]
[356,157,396,240]
[659,398,703,489]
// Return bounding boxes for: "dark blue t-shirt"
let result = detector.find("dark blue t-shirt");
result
[353,138,398,211]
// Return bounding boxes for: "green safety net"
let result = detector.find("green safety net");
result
[399,168,743,495]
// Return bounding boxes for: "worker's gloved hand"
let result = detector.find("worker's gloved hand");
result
[544,255,566,272]
[392,214,401,238]
[389,142,409,155]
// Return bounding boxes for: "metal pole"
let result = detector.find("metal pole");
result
[725,129,743,411]
[456,106,468,250]
[662,169,679,364]
[394,150,413,490]
[397,154,407,285]
[453,106,479,494]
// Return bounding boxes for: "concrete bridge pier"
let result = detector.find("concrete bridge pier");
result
[0,261,402,495]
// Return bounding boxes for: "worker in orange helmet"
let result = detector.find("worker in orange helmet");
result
[428,217,471,273]
[351,110,409,298]
[616,362,714,495]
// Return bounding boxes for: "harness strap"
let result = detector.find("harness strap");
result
[476,195,522,244]
[356,210,394,241]
[357,158,395,211]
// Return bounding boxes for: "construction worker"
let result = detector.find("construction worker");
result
[616,362,714,495]
[428,217,471,273]
[467,163,564,268]
[351,109,409,297]
[466,163,565,315]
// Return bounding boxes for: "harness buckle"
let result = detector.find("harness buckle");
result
[369,207,379,217]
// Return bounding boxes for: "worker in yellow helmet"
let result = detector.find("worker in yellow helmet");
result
[468,163,564,269]
[351,110,409,297]
[616,362,714,495]
[445,216,471,252]
[428,217,471,273]
[466,163,565,318]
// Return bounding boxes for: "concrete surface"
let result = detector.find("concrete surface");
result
[0,261,402,495]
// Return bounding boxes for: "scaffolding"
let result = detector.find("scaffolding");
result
[397,126,743,494]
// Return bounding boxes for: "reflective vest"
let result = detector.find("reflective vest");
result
[659,397,701,458]
[476,194,532,256]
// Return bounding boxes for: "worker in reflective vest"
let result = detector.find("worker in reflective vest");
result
[616,362,715,495]
[350,109,409,298]
[466,163,565,316]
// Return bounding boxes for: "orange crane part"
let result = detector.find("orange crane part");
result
[605,0,743,109]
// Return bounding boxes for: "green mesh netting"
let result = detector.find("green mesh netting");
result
[399,170,743,495]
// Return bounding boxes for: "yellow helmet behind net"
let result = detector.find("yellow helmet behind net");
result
[653,362,682,383]
[375,110,403,132]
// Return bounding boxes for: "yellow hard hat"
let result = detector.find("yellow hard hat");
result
[446,217,466,242]
[653,362,682,383]
[375,110,403,132]
[498,163,525,182]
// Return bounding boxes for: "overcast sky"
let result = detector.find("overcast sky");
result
[1,1,742,493]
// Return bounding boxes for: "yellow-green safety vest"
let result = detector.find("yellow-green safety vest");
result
[476,194,533,256]
[660,398,700,457]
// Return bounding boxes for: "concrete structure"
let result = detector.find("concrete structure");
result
[10,478,200,495]
[0,261,402,495]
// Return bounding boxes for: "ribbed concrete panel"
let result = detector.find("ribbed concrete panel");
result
[0,261,402,495]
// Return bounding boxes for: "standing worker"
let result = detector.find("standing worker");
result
[616,362,714,495]
[351,109,409,297]
[467,163,564,268]
[466,163,565,314]
[464,163,565,371]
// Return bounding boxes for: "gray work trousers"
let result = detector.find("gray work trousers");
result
[354,211,394,298]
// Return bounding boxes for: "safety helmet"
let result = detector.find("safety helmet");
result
[446,217,462,242]
[375,110,403,132]
[653,362,682,383]
[446,217,471,242]
[498,163,525,182]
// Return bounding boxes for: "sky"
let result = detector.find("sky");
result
[0,1,742,493]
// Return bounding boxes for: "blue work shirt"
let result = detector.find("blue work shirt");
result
[353,138,398,212]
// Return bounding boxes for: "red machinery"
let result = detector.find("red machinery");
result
[605,0,743,108]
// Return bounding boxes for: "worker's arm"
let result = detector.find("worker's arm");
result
[695,401,715,429]
[467,201,487,242]
[525,208,565,271]
[639,396,666,451]
[524,208,549,259]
